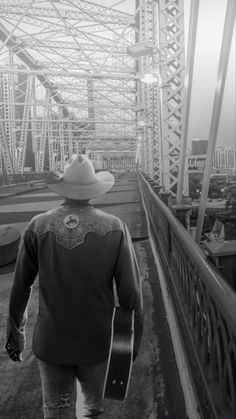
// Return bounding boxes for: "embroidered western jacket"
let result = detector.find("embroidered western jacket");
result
[7,203,143,365]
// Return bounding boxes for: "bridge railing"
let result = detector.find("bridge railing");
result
[0,172,48,186]
[138,172,236,419]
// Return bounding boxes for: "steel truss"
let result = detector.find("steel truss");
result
[0,0,137,173]
[136,0,185,194]
[0,0,185,180]
[158,0,185,194]
[136,0,162,185]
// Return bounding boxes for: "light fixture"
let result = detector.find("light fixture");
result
[138,120,146,127]
[140,72,159,84]
[127,41,155,58]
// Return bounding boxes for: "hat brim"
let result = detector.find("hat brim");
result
[47,171,114,200]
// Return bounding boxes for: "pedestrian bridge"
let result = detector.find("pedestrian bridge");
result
[0,0,235,418]
[0,172,235,419]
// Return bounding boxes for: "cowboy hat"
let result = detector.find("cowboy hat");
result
[47,154,114,200]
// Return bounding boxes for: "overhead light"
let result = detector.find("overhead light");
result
[140,72,159,84]
[127,41,155,58]
[138,120,146,127]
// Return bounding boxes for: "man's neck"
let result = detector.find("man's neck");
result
[63,199,90,207]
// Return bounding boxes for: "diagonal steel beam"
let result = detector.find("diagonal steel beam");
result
[0,21,70,117]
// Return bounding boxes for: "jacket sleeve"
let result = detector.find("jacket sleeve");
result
[6,228,38,352]
[114,224,143,359]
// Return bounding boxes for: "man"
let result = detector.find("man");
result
[6,154,143,418]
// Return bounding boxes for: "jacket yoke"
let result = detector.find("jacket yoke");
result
[27,205,123,250]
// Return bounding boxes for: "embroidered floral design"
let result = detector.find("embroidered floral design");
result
[64,214,79,229]
[28,206,122,249]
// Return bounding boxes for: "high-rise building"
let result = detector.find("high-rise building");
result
[191,139,208,155]
[188,141,236,174]
[213,146,236,169]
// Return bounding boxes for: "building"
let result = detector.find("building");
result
[191,139,208,155]
[213,146,236,169]
[189,141,236,174]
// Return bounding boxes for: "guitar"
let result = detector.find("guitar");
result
[103,307,134,401]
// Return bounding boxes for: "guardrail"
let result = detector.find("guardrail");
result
[138,172,236,419]
[0,172,48,186]
[0,170,127,186]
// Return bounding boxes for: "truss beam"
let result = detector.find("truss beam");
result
[0,120,13,174]
[0,67,138,81]
[0,2,132,23]
[17,74,33,172]
[137,0,162,184]
[158,0,185,194]
[0,1,137,173]
[0,22,70,117]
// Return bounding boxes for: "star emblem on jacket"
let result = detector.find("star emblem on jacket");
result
[63,214,79,229]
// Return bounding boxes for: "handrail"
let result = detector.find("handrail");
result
[139,173,236,333]
[138,171,236,419]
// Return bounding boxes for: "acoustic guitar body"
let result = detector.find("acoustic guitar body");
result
[103,307,134,401]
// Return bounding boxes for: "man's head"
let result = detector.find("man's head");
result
[47,154,114,200]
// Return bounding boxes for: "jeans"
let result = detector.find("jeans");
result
[37,358,108,419]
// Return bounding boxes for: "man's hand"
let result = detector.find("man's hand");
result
[5,342,22,362]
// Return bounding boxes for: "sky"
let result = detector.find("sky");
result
[184,0,235,148]
[105,0,235,148]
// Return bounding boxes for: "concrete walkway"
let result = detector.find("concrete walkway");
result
[0,172,187,419]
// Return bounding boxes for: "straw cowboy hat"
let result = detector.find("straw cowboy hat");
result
[47,154,114,200]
